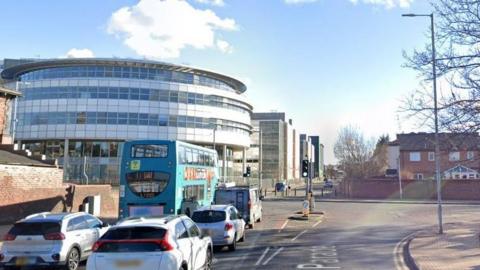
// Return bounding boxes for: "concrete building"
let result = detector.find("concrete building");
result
[0,58,252,184]
[0,85,21,144]
[235,112,299,186]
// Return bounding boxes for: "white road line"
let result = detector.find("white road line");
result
[255,247,270,266]
[291,230,308,242]
[262,247,284,265]
[278,219,289,232]
[312,219,323,228]
[214,256,247,263]
[393,232,417,270]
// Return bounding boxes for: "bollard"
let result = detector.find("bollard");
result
[321,188,324,197]
[274,188,277,196]
[294,188,297,196]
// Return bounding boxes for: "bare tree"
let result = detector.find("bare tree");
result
[334,126,380,180]
[403,0,480,132]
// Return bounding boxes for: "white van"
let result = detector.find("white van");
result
[214,186,263,229]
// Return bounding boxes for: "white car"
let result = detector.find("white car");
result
[0,212,109,270]
[86,215,213,270]
[192,205,246,251]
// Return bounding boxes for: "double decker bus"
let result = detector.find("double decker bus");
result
[118,140,219,219]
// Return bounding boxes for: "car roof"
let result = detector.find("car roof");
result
[115,215,182,228]
[21,212,88,223]
[195,205,231,212]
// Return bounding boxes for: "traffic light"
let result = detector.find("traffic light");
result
[302,160,309,178]
[243,166,251,177]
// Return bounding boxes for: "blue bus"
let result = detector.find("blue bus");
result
[118,140,219,219]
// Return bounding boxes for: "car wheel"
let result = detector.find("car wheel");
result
[228,234,237,251]
[204,248,213,270]
[64,247,80,270]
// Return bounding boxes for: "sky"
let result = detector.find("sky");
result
[0,0,434,163]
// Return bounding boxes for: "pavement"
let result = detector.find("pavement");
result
[409,222,480,270]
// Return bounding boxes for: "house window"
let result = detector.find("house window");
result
[467,151,474,160]
[449,152,460,161]
[415,173,424,180]
[428,152,435,161]
[409,152,421,162]
[469,174,476,179]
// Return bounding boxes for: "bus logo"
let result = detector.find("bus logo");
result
[130,160,141,171]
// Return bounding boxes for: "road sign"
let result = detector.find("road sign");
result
[130,160,141,171]
[302,200,310,216]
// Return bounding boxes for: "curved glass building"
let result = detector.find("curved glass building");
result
[1,58,252,184]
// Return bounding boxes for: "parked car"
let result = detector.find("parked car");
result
[86,215,213,270]
[0,212,109,270]
[192,205,246,251]
[214,185,263,229]
[324,179,334,189]
[275,182,286,192]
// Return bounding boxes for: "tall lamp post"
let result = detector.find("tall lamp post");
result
[402,13,443,234]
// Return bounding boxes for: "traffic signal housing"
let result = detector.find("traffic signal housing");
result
[302,160,309,178]
[243,166,251,177]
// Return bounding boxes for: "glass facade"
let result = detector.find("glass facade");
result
[4,59,252,185]
[19,65,236,92]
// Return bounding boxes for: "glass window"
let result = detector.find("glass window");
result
[131,145,168,158]
[192,210,226,223]
[178,146,186,164]
[9,222,60,235]
[467,151,474,160]
[186,148,193,164]
[85,215,102,229]
[126,171,169,198]
[183,219,200,238]
[428,152,435,161]
[449,151,460,161]
[192,149,199,165]
[409,152,421,162]
[110,142,118,157]
[67,216,89,231]
[183,185,205,201]
[175,222,188,239]
[92,142,102,157]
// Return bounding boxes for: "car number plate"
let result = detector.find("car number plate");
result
[115,259,142,267]
[16,257,35,266]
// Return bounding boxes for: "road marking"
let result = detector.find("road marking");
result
[255,247,270,266]
[213,255,247,264]
[312,219,323,228]
[393,232,417,270]
[279,219,289,232]
[291,230,308,241]
[262,247,284,265]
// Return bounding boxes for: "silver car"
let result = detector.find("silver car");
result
[0,212,109,270]
[192,205,246,251]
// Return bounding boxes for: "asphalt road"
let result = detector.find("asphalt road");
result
[6,198,480,270]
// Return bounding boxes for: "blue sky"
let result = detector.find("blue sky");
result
[0,0,433,163]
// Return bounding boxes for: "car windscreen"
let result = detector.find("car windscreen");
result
[101,226,167,240]
[192,210,226,223]
[97,226,168,253]
[9,222,61,235]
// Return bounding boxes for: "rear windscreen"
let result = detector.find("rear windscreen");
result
[215,190,246,204]
[96,242,163,253]
[101,226,167,240]
[192,210,226,223]
[9,222,61,235]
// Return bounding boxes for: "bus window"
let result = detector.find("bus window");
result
[198,151,205,166]
[178,146,186,164]
[183,185,205,201]
[126,171,169,198]
[131,145,168,158]
[192,149,199,165]
[186,148,193,164]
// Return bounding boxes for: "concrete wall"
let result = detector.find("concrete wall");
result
[339,179,480,200]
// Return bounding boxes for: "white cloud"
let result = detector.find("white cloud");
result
[349,0,413,9]
[195,0,225,6]
[216,39,233,54]
[64,48,95,58]
[107,0,238,59]
[284,0,319,4]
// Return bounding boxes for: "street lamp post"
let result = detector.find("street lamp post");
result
[402,13,443,234]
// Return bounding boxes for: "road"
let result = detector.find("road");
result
[6,198,480,270]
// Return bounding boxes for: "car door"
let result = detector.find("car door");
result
[232,207,245,239]
[84,215,103,250]
[229,207,240,241]
[66,216,90,255]
[183,219,206,270]
[175,220,194,267]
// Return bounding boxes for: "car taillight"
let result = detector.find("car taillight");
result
[225,223,233,231]
[3,234,16,241]
[92,241,103,252]
[44,232,65,240]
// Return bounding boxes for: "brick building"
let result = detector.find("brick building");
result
[0,85,21,144]
[387,133,480,180]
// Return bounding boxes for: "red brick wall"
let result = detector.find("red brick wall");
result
[400,150,480,179]
[339,179,480,200]
[0,164,118,224]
